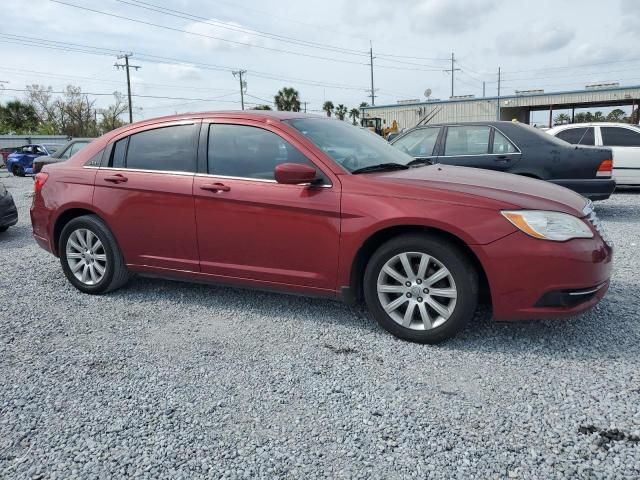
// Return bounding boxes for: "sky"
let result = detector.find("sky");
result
[1,0,639,121]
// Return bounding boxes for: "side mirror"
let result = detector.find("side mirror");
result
[274,163,318,185]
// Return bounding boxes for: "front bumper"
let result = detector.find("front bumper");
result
[549,178,616,201]
[471,230,613,321]
[0,192,18,228]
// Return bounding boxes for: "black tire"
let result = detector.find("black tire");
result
[363,234,478,344]
[12,165,24,177]
[59,214,130,294]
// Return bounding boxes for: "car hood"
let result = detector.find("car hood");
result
[371,165,589,216]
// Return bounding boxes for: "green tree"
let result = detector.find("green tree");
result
[348,107,360,125]
[592,111,605,121]
[252,105,272,110]
[335,104,348,121]
[553,113,571,126]
[274,87,301,112]
[322,101,334,117]
[606,109,626,122]
[98,92,128,133]
[0,100,39,134]
[359,102,369,108]
[574,112,593,123]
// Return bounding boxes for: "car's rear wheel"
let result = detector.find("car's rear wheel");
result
[12,165,24,177]
[59,215,130,294]
[364,234,478,343]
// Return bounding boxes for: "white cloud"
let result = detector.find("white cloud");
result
[156,64,202,81]
[497,24,574,55]
[410,0,497,34]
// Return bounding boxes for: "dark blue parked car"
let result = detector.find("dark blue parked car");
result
[6,144,63,176]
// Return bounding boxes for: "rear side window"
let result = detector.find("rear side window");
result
[125,124,197,172]
[555,127,595,145]
[444,126,490,156]
[111,138,127,169]
[393,128,440,157]
[208,124,315,180]
[601,127,640,147]
[492,130,517,153]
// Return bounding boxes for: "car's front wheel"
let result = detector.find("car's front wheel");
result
[364,234,478,343]
[59,215,130,294]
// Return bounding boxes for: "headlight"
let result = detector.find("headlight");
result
[501,210,594,241]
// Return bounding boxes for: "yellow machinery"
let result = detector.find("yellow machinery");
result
[361,118,399,139]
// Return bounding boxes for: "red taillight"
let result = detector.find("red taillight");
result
[596,159,613,177]
[34,172,49,194]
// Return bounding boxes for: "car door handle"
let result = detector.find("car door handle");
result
[200,182,230,193]
[104,174,128,183]
[494,156,511,162]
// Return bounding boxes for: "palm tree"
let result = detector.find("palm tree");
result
[322,101,334,117]
[252,105,272,110]
[348,108,360,125]
[0,100,39,134]
[274,87,301,112]
[335,104,348,121]
[359,102,369,109]
[553,113,571,126]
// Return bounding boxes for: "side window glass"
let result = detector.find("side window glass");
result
[601,127,640,147]
[444,126,490,156]
[392,128,440,157]
[492,130,517,153]
[59,146,72,159]
[555,128,587,145]
[126,124,197,172]
[580,127,595,145]
[208,124,316,180]
[110,138,128,168]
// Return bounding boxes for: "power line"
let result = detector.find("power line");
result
[0,33,370,91]
[114,0,369,57]
[50,0,373,67]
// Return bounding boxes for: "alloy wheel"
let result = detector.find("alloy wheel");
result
[376,251,457,330]
[65,228,107,285]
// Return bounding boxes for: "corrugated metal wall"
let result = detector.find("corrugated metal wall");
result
[363,86,640,131]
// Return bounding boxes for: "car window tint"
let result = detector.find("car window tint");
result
[492,130,517,153]
[392,128,439,157]
[125,124,197,172]
[444,126,490,156]
[111,138,127,168]
[555,127,588,145]
[601,127,640,147]
[208,124,315,180]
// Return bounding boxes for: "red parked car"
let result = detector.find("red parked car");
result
[30,112,613,343]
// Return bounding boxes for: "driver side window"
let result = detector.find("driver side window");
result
[207,124,317,180]
[393,128,440,157]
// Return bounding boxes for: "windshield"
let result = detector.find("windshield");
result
[43,144,61,154]
[286,118,415,172]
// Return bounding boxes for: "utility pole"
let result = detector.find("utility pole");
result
[496,67,501,120]
[482,81,486,98]
[368,41,376,106]
[114,53,141,124]
[303,101,307,113]
[232,70,247,110]
[443,52,461,98]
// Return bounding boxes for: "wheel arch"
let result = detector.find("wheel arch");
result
[52,207,105,256]
[348,225,491,305]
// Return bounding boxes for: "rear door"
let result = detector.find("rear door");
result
[554,126,596,146]
[193,120,341,290]
[599,126,640,185]
[438,125,519,172]
[92,121,200,271]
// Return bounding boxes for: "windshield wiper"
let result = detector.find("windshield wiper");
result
[406,157,434,167]
[351,163,409,174]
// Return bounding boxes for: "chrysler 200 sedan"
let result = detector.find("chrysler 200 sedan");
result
[31,112,613,343]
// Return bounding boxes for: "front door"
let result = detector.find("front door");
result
[92,121,200,271]
[193,121,341,291]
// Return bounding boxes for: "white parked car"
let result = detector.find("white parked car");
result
[547,122,640,186]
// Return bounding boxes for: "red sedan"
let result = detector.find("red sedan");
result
[30,112,613,343]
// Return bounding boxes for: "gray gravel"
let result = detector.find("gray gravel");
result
[1,173,639,479]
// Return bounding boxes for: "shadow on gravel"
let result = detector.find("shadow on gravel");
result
[102,275,640,362]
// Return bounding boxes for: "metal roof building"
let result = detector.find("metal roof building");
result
[361,84,640,130]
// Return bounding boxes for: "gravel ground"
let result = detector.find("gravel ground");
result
[1,173,639,479]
